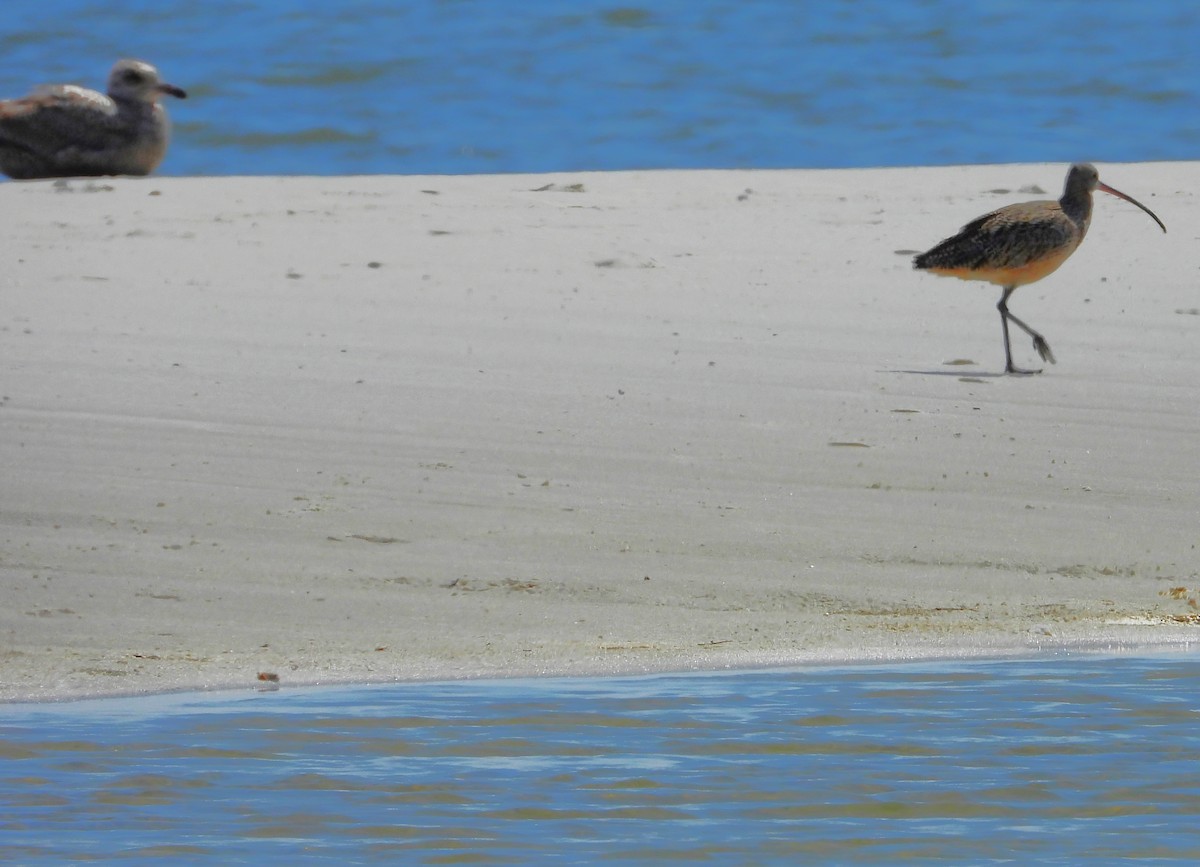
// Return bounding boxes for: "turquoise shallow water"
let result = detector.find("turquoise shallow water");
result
[4,651,1200,863]
[0,1,1197,176]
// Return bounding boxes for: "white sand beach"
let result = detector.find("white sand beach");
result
[3,163,1199,702]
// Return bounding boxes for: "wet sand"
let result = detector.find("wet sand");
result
[3,164,1198,702]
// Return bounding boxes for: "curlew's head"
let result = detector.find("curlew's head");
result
[106,59,187,103]
[1065,163,1166,233]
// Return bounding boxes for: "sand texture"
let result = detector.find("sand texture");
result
[3,164,1199,702]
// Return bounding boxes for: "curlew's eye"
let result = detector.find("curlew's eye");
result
[122,69,144,85]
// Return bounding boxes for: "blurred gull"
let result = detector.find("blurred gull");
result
[0,59,186,180]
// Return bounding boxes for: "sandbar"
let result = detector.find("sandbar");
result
[3,163,1199,702]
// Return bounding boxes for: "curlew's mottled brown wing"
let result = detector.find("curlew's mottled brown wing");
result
[914,202,1078,273]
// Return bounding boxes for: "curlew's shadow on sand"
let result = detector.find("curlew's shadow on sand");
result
[887,367,1011,380]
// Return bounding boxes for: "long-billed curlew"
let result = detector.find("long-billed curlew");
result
[0,59,186,180]
[913,163,1166,374]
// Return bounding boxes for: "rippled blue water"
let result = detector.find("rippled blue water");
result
[1,0,1197,176]
[4,652,1200,863]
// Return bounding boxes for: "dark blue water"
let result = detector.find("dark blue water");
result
[1,0,1197,176]
[4,652,1200,863]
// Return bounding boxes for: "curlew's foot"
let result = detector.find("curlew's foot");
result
[1032,336,1056,365]
[1004,363,1043,376]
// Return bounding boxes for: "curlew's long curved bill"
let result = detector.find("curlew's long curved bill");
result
[1097,182,1167,233]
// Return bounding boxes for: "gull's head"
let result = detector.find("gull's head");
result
[107,59,187,102]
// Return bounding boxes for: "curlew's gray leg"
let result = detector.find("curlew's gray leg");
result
[998,285,1054,375]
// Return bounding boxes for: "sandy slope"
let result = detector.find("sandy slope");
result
[2,163,1198,701]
